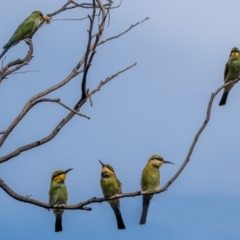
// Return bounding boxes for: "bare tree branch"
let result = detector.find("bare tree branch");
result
[0,69,80,148]
[159,78,239,190]
[33,98,91,119]
[0,178,91,211]
[0,1,146,164]
[98,17,149,47]
[0,62,136,163]
[90,62,137,95]
[56,100,91,119]
[0,39,34,82]
[81,1,97,100]
[0,1,101,77]
[1,79,238,209]
[11,70,39,75]
[52,17,89,21]
[0,0,125,81]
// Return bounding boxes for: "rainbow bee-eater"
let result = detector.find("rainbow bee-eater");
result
[49,168,72,232]
[99,160,126,230]
[0,11,45,59]
[219,47,240,106]
[139,154,173,225]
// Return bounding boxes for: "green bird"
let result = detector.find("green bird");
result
[0,11,44,59]
[139,154,173,225]
[99,160,126,230]
[49,168,73,232]
[219,47,240,106]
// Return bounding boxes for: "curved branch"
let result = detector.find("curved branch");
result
[159,78,239,191]
[1,79,237,209]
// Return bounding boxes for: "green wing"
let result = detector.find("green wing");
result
[224,62,229,82]
[4,21,35,49]
[117,178,122,193]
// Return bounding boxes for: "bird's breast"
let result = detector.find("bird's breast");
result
[229,60,240,74]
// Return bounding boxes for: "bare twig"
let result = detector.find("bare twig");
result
[56,99,91,119]
[98,17,149,47]
[52,17,89,21]
[90,62,137,95]
[12,70,39,75]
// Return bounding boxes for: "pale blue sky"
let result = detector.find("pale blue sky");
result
[1,0,240,239]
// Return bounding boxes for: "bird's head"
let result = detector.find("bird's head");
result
[98,159,115,178]
[148,154,174,168]
[51,168,73,183]
[230,47,240,59]
[31,11,44,21]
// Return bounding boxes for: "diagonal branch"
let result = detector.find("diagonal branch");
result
[56,99,90,119]
[33,98,90,119]
[0,70,80,147]
[90,62,137,95]
[0,63,136,163]
[98,17,149,47]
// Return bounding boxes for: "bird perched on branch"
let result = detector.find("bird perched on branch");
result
[139,154,173,225]
[99,160,126,230]
[0,11,45,59]
[219,47,240,106]
[49,168,73,232]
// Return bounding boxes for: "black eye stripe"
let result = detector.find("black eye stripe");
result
[151,158,162,161]
[51,172,64,181]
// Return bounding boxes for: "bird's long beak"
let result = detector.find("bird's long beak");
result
[65,168,73,174]
[163,160,174,165]
[98,159,104,167]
